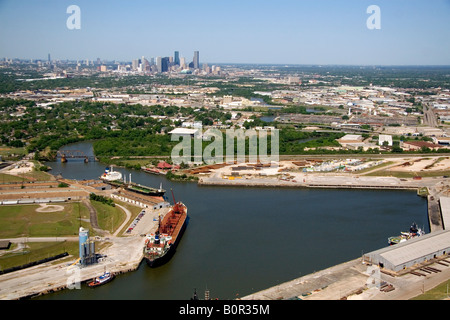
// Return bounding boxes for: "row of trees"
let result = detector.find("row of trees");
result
[89,193,115,207]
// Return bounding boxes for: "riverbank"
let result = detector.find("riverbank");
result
[0,205,170,300]
[0,236,144,299]
[1,151,448,300]
[198,174,435,190]
[241,255,450,300]
[0,165,170,299]
[240,193,450,301]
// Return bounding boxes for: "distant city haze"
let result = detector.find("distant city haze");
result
[0,0,449,65]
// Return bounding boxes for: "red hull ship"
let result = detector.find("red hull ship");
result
[143,191,188,268]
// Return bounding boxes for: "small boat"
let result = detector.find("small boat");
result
[87,271,114,288]
[388,222,425,246]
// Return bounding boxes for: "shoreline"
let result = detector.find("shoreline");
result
[1,155,449,300]
[197,172,439,191]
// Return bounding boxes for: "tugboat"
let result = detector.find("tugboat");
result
[388,222,425,246]
[87,271,115,288]
[143,190,188,267]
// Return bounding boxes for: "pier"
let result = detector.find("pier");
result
[241,193,450,301]
[199,173,439,190]
[0,158,449,300]
[0,205,170,300]
[241,254,450,300]
[0,173,171,300]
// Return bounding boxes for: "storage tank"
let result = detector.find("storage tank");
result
[79,227,89,260]
[90,241,95,260]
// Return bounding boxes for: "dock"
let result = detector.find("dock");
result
[0,237,143,299]
[242,193,450,301]
[198,172,439,190]
[0,203,170,300]
[0,164,449,300]
[241,255,450,300]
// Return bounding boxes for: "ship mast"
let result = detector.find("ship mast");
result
[171,188,180,214]
[171,188,176,204]
[154,214,161,244]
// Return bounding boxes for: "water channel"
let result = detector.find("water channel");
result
[40,141,428,300]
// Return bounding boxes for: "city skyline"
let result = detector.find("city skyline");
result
[0,0,449,65]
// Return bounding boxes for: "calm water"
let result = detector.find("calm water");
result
[40,142,428,300]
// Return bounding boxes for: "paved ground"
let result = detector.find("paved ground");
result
[242,257,450,300]
[0,235,145,299]
[0,205,166,300]
[199,171,440,190]
[1,156,449,300]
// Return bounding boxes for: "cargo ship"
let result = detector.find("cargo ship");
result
[143,191,188,268]
[101,170,165,197]
[125,182,165,197]
[388,222,425,245]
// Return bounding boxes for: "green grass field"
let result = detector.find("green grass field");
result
[411,279,450,300]
[0,199,131,271]
[0,202,90,238]
[90,200,126,233]
[0,241,79,271]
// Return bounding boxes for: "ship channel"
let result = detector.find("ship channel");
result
[26,141,429,300]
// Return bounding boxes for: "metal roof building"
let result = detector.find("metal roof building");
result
[440,197,450,230]
[363,230,450,272]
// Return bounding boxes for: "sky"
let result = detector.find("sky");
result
[0,0,449,65]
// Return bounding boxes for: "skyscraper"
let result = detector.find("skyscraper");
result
[174,51,180,66]
[132,59,139,70]
[156,57,162,73]
[193,51,199,69]
[161,57,170,72]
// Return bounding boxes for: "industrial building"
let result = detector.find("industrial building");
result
[78,227,97,267]
[440,197,450,229]
[378,134,393,146]
[362,196,450,273]
[363,230,450,272]
[168,127,200,138]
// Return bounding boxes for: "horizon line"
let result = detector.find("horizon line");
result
[2,57,450,68]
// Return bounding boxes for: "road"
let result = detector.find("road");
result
[113,203,131,236]
[423,104,438,127]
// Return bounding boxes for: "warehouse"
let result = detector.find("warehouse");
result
[363,230,450,272]
[440,197,450,230]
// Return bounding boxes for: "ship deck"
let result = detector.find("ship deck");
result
[160,206,187,241]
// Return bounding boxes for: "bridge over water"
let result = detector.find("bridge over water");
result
[56,150,96,163]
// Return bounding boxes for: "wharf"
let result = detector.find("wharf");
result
[241,255,450,300]
[0,205,169,300]
[0,237,144,299]
[199,173,438,190]
[242,190,450,301]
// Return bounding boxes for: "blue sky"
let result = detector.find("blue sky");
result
[0,0,449,65]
